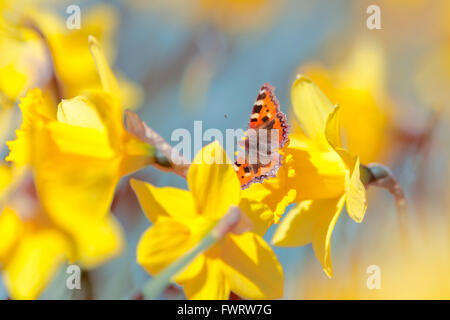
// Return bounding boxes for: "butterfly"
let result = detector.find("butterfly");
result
[234,83,289,189]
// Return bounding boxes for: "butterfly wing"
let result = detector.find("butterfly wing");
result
[235,83,289,189]
[248,83,288,147]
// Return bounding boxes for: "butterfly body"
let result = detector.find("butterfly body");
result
[235,83,288,189]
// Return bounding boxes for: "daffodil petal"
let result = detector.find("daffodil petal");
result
[287,146,346,200]
[0,208,22,264]
[2,229,71,300]
[6,89,54,166]
[88,35,120,102]
[45,121,116,159]
[57,96,106,131]
[70,214,124,269]
[272,200,315,247]
[175,254,206,283]
[130,178,197,223]
[187,141,240,219]
[238,198,273,236]
[291,75,334,150]
[0,64,26,100]
[120,134,155,176]
[344,156,367,223]
[324,105,343,150]
[183,258,230,300]
[324,106,367,222]
[242,163,297,223]
[311,196,346,278]
[136,217,196,276]
[33,150,120,229]
[221,233,284,299]
[0,164,12,194]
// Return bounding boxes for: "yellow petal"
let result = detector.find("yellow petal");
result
[0,164,12,194]
[136,217,197,276]
[311,196,346,278]
[120,133,156,176]
[183,258,230,300]
[45,121,116,159]
[324,107,367,222]
[88,35,120,103]
[57,96,106,132]
[175,254,206,283]
[324,105,343,150]
[272,201,316,247]
[2,229,71,300]
[221,233,284,299]
[291,75,334,151]
[70,214,124,269]
[344,156,367,223]
[0,208,22,264]
[273,196,345,277]
[33,149,120,229]
[324,105,352,162]
[187,141,240,219]
[130,178,198,224]
[238,198,273,236]
[242,162,298,224]
[0,64,26,100]
[6,89,54,166]
[286,145,346,200]
[242,139,347,223]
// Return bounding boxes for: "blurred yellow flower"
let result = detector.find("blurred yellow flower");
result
[0,3,142,108]
[0,164,75,300]
[0,16,49,142]
[2,36,154,299]
[131,141,283,300]
[26,4,142,108]
[299,39,391,164]
[267,76,367,277]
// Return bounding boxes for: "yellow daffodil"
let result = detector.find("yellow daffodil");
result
[0,163,74,300]
[27,4,143,108]
[131,141,284,300]
[256,76,367,277]
[0,3,142,108]
[0,14,49,142]
[0,5,53,102]
[299,39,391,164]
[3,36,154,299]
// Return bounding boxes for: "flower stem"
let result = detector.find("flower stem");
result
[360,163,408,246]
[125,110,190,177]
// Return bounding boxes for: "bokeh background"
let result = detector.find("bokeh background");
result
[0,0,449,299]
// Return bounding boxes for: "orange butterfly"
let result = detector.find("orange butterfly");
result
[234,83,289,189]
